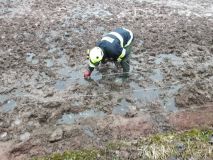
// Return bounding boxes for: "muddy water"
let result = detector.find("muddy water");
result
[149,68,164,82]
[115,53,185,112]
[0,95,8,103]
[113,99,130,115]
[0,99,17,113]
[54,51,184,118]
[130,82,160,103]
[0,94,17,112]
[129,81,182,111]
[57,109,106,124]
[44,59,54,67]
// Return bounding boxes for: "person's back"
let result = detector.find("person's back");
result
[84,27,134,79]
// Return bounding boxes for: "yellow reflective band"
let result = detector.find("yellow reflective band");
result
[101,37,115,43]
[123,28,134,47]
[108,32,124,47]
[86,49,90,59]
[87,49,90,55]
[91,57,101,64]
[117,49,126,61]
[89,61,96,68]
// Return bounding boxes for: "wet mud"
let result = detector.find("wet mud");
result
[0,0,213,159]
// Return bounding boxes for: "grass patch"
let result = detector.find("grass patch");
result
[34,129,213,160]
[33,149,100,160]
[136,129,213,159]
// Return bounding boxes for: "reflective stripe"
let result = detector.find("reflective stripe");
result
[91,57,101,64]
[89,61,96,68]
[108,32,124,47]
[101,37,115,43]
[87,49,90,55]
[91,58,100,64]
[123,28,134,47]
[117,49,126,61]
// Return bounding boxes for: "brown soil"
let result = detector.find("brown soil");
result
[0,0,213,159]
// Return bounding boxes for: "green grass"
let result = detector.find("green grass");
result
[33,150,100,160]
[136,129,213,159]
[34,129,213,160]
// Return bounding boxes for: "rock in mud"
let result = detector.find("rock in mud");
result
[38,112,50,123]
[175,143,185,152]
[0,132,8,142]
[20,132,31,142]
[49,128,63,142]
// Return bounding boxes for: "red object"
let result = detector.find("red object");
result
[84,70,91,78]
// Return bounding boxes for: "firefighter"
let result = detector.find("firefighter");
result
[84,27,134,79]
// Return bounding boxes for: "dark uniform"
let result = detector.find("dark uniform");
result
[88,28,134,77]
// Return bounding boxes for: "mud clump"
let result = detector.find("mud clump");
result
[176,81,213,108]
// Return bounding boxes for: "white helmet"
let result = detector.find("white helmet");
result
[89,47,103,63]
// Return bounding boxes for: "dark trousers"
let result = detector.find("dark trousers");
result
[120,43,133,78]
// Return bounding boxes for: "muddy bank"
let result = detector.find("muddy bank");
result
[169,103,213,130]
[0,103,212,160]
[0,0,213,159]
[33,129,213,160]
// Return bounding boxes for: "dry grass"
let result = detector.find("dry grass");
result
[136,129,213,159]
[34,129,213,160]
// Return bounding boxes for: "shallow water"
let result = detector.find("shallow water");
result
[149,68,164,82]
[57,109,106,124]
[112,99,130,115]
[14,89,28,97]
[130,82,160,103]
[0,94,8,103]
[1,99,17,112]
[44,59,54,67]
[54,69,87,91]
[83,126,95,138]
[161,84,182,111]
[163,97,177,111]
[54,80,66,91]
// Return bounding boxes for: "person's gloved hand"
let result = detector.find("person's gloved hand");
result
[84,70,91,79]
